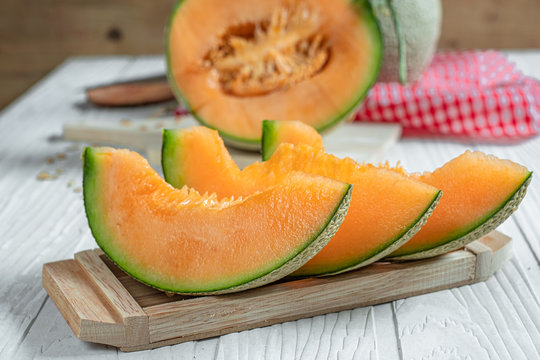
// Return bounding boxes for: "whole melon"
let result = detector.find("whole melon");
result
[370,0,442,83]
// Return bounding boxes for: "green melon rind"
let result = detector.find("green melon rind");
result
[369,0,407,83]
[83,147,353,294]
[387,173,532,261]
[294,189,441,277]
[261,120,281,161]
[162,129,185,188]
[387,0,407,84]
[306,0,383,136]
[368,0,401,82]
[165,0,383,149]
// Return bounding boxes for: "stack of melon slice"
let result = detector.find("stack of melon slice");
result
[257,120,532,261]
[162,123,531,274]
[82,121,531,295]
[163,127,442,276]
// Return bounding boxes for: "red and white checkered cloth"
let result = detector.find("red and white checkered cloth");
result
[355,51,540,140]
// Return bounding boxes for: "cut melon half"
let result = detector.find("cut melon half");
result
[166,0,382,148]
[260,120,532,260]
[162,127,441,276]
[83,147,351,294]
[388,151,532,260]
[262,120,324,161]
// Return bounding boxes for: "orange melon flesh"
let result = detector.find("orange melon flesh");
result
[83,147,351,294]
[162,127,441,276]
[262,120,324,161]
[167,0,382,145]
[389,151,532,258]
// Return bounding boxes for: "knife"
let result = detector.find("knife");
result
[86,74,174,107]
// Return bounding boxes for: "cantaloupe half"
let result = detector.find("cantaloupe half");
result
[83,147,351,294]
[260,120,533,259]
[388,151,532,260]
[166,0,382,148]
[162,127,441,276]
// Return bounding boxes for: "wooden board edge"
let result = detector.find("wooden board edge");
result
[74,250,149,346]
[42,262,83,337]
[144,250,478,344]
[42,260,126,347]
[465,230,513,280]
[481,230,513,275]
[123,278,477,352]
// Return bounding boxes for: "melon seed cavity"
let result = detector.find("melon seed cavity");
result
[204,4,329,97]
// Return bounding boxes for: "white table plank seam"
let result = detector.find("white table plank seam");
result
[390,303,405,360]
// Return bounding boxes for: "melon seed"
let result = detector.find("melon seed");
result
[37,171,52,180]
[37,171,58,180]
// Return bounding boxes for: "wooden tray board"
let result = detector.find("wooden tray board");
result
[42,231,512,352]
[63,116,401,168]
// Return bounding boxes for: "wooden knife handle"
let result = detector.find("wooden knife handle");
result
[86,77,174,106]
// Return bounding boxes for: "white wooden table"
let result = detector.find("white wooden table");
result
[1,52,539,359]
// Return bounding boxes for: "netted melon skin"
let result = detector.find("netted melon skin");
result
[387,175,531,261]
[371,0,441,83]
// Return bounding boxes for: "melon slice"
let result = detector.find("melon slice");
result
[388,151,532,260]
[162,127,441,276]
[166,0,382,148]
[262,120,324,160]
[83,147,351,294]
[262,120,324,161]
[259,121,532,259]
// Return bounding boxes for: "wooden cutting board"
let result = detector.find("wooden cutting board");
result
[42,231,512,352]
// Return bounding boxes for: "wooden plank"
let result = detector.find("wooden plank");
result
[439,0,540,49]
[74,249,149,347]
